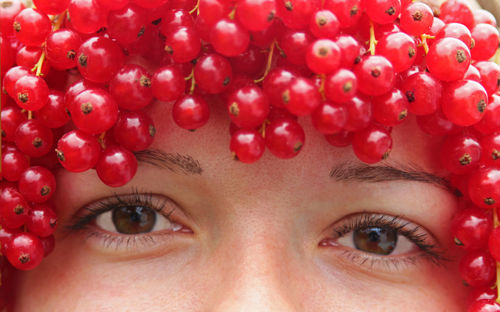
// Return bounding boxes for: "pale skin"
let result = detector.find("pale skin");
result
[7,0,486,310]
[9,96,468,311]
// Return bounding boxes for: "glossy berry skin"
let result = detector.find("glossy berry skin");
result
[109,64,153,111]
[26,204,57,238]
[107,4,147,45]
[439,0,475,29]
[353,55,394,96]
[334,35,361,68]
[263,67,297,108]
[14,75,49,111]
[352,125,392,164]
[439,133,481,175]
[160,9,194,35]
[0,226,21,254]
[474,61,500,97]
[63,79,99,109]
[1,106,27,142]
[3,66,30,99]
[469,167,500,209]
[172,94,210,130]
[77,37,125,83]
[343,95,372,132]
[230,129,265,164]
[33,0,69,14]
[276,0,321,30]
[451,207,492,250]
[480,133,500,168]
[15,47,50,76]
[377,32,416,73]
[0,187,30,229]
[311,101,347,135]
[96,146,138,187]
[436,22,473,49]
[56,130,101,172]
[70,88,119,135]
[426,37,470,82]
[400,72,441,115]
[416,109,459,137]
[459,250,496,287]
[112,111,156,152]
[371,88,409,126]
[18,166,56,203]
[474,9,497,26]
[165,26,201,63]
[441,80,488,127]
[13,8,51,47]
[236,0,276,32]
[279,29,313,65]
[36,91,70,129]
[471,23,499,61]
[1,149,29,182]
[282,77,321,116]
[324,69,357,104]
[325,130,353,147]
[227,86,270,129]
[265,118,305,159]
[5,232,44,270]
[45,29,82,70]
[364,0,400,25]
[151,65,185,102]
[14,120,54,158]
[324,0,362,29]
[210,18,250,57]
[468,287,498,306]
[309,9,340,39]
[0,0,24,35]
[305,39,341,75]
[194,53,232,94]
[68,0,107,34]
[469,300,500,312]
[399,2,433,36]
[475,94,500,135]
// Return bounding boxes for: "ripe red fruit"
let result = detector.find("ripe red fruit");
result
[480,133,500,168]
[109,64,153,111]
[172,94,210,130]
[352,125,393,164]
[1,106,27,142]
[14,120,54,158]
[459,250,496,287]
[474,61,500,97]
[400,72,442,115]
[14,75,49,111]
[112,111,156,152]
[474,94,500,135]
[107,4,147,45]
[0,186,30,229]
[324,69,357,104]
[281,77,321,116]
[33,0,69,14]
[77,36,125,83]
[194,53,233,94]
[165,26,201,63]
[468,167,500,209]
[70,88,119,135]
[371,88,409,126]
[96,146,138,187]
[265,118,305,159]
[263,67,297,108]
[1,149,29,182]
[56,130,101,173]
[376,32,416,73]
[305,39,341,74]
[36,91,70,129]
[353,55,394,96]
[227,86,270,129]
[468,300,500,312]
[439,133,481,175]
[399,2,433,36]
[426,37,470,81]
[0,0,25,36]
[441,80,487,127]
[151,65,185,102]
[451,207,492,250]
[309,9,340,39]
[5,232,44,270]
[236,0,276,32]
[26,204,57,237]
[210,18,250,57]
[276,0,321,30]
[343,95,372,132]
[45,29,82,70]
[230,129,266,163]
[13,8,51,47]
[311,101,347,134]
[364,0,401,25]
[18,166,56,203]
[439,0,475,29]
[68,0,107,34]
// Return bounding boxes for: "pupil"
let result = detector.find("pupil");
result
[353,226,398,255]
[112,206,156,234]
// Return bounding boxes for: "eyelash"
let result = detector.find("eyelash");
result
[66,189,178,250]
[330,213,446,268]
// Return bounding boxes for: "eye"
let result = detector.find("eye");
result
[95,205,182,235]
[337,225,415,256]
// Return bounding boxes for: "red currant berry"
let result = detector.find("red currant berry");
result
[18,166,56,203]
[172,94,210,130]
[77,36,125,83]
[311,101,347,135]
[364,0,401,25]
[33,0,69,14]
[70,88,119,135]
[1,149,29,182]
[352,125,392,164]
[276,0,321,30]
[165,26,201,63]
[14,75,49,111]
[45,29,82,70]
[469,167,500,209]
[459,250,496,287]
[371,88,409,126]
[469,300,500,312]
[263,67,297,108]
[451,206,492,250]
[26,203,57,238]
[426,37,471,81]
[265,118,305,159]
[282,77,321,116]
[112,111,156,152]
[14,120,53,158]
[236,0,276,32]
[210,18,250,57]
[399,2,433,36]
[309,9,340,39]
[68,0,107,34]
[194,53,232,94]
[5,232,44,270]
[56,130,101,172]
[109,64,153,111]
[305,39,341,74]
[480,133,500,168]
[441,79,487,127]
[400,72,441,115]
[107,4,147,45]
[474,94,500,135]
[439,133,481,175]
[151,65,185,102]
[36,91,70,128]
[474,61,500,97]
[230,129,265,163]
[439,0,475,30]
[1,106,27,142]
[0,186,30,229]
[96,146,138,187]
[377,32,416,73]
[227,86,270,129]
[13,8,51,47]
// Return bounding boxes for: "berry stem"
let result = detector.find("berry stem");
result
[28,111,32,120]
[31,51,46,77]
[189,0,200,15]
[98,132,106,149]
[419,34,435,55]
[254,40,276,83]
[318,74,327,100]
[368,21,378,56]
[185,69,196,95]
[51,11,66,31]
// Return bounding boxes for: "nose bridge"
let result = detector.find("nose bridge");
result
[209,217,300,312]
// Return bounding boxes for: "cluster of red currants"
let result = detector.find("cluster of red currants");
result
[1,0,500,310]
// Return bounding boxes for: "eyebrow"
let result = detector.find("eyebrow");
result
[134,149,203,175]
[330,162,452,192]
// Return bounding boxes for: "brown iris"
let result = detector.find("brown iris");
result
[353,226,398,255]
[112,206,156,234]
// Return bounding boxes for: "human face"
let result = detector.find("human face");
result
[10,97,467,311]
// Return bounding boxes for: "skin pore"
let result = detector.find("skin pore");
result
[9,95,468,311]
